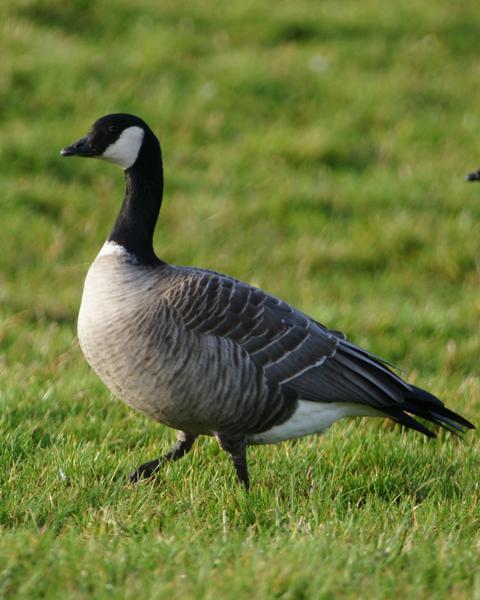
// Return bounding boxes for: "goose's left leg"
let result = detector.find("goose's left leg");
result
[130,431,197,483]
[217,434,250,491]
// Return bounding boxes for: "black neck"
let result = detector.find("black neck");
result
[108,138,164,265]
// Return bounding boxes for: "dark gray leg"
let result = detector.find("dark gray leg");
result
[130,431,196,483]
[217,434,250,491]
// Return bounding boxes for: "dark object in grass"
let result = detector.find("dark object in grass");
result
[465,169,480,181]
[61,114,475,490]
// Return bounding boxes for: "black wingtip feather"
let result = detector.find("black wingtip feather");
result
[406,385,475,433]
[386,409,437,438]
[334,343,475,438]
[395,385,475,437]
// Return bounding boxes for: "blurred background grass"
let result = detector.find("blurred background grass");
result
[1,0,479,598]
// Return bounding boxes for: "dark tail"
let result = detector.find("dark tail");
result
[336,340,475,438]
[382,385,475,438]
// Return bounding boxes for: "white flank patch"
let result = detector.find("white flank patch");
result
[97,241,138,262]
[248,400,383,445]
[100,126,144,169]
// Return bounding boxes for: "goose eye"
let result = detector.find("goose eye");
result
[107,126,118,133]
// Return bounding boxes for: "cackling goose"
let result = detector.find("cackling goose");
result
[61,114,474,490]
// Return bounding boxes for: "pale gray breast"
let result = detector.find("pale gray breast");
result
[77,254,263,433]
[78,253,179,419]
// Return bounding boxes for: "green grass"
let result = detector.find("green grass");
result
[1,0,480,597]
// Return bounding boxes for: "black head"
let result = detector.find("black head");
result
[60,113,159,170]
[465,168,480,182]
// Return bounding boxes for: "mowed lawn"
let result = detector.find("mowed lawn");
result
[1,0,480,597]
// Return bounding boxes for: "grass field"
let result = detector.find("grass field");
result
[1,0,480,597]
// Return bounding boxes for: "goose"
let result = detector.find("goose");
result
[466,168,480,181]
[61,113,474,490]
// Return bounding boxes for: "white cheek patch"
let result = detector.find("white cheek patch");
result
[100,126,144,169]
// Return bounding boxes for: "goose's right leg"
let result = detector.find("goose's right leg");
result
[130,431,197,483]
[217,434,250,491]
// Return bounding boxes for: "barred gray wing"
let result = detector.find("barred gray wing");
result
[164,269,413,409]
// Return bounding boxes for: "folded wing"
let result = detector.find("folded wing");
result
[164,268,474,436]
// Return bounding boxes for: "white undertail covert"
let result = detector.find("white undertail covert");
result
[248,400,382,444]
